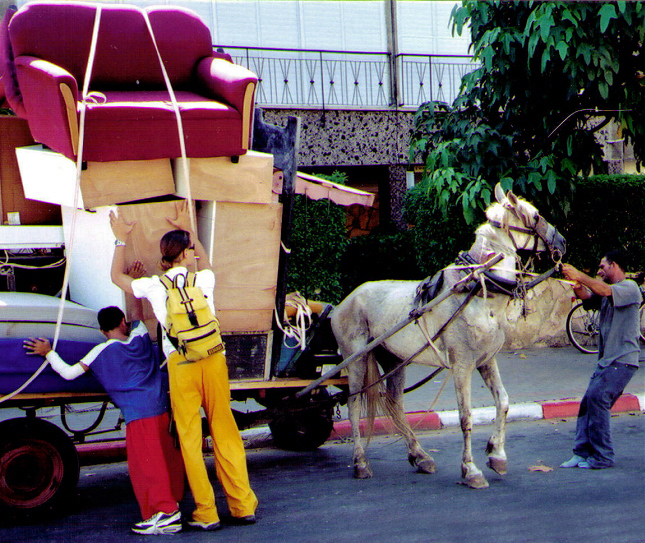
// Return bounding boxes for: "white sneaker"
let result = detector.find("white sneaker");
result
[132,510,182,535]
[187,519,221,531]
[560,455,586,468]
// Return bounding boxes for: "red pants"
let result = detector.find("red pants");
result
[126,412,185,520]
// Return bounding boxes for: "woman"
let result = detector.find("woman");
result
[109,201,258,531]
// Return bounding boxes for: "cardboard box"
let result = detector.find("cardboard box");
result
[173,151,274,204]
[16,145,175,209]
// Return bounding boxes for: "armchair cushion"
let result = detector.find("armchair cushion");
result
[6,1,257,162]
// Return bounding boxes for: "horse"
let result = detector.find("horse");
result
[330,184,566,489]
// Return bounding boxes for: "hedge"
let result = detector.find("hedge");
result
[286,173,645,304]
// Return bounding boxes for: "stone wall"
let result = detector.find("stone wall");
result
[504,278,575,350]
[261,108,414,168]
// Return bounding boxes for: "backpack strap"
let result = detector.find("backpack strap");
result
[160,273,173,290]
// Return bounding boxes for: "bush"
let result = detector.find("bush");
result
[403,179,481,277]
[340,229,423,295]
[563,175,645,273]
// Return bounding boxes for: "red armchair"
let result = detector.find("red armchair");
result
[5,1,257,162]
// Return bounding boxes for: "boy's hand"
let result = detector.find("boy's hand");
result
[24,338,52,357]
[127,260,146,279]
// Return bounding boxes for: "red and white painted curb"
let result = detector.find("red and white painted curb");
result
[329,393,645,440]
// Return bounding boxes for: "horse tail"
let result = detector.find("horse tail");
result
[363,351,388,443]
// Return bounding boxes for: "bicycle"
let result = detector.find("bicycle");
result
[566,297,645,355]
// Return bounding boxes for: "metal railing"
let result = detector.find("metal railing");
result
[218,46,476,110]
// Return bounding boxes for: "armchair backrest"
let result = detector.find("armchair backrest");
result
[9,1,214,90]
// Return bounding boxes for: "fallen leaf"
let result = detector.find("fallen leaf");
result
[528,465,553,472]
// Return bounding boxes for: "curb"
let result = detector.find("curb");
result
[77,394,643,463]
[329,393,644,439]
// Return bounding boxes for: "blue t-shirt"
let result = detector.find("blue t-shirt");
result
[598,279,642,368]
[82,321,169,424]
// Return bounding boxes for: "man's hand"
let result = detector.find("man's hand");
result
[24,338,52,357]
[126,260,146,279]
[561,263,581,283]
[109,210,136,243]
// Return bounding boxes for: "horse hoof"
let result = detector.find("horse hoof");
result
[487,457,507,475]
[354,464,373,479]
[415,458,437,474]
[465,474,489,489]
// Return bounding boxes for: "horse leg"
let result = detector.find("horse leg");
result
[478,356,509,475]
[452,362,489,489]
[346,356,373,479]
[384,367,436,474]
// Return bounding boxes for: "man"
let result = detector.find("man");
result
[24,306,185,535]
[560,249,641,469]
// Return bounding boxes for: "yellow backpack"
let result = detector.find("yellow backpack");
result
[160,272,224,362]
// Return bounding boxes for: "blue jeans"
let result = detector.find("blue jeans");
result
[573,362,637,468]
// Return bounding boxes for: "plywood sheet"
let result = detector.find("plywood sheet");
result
[173,151,273,204]
[16,145,175,209]
[197,201,282,332]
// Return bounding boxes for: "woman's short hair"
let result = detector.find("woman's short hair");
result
[160,229,191,271]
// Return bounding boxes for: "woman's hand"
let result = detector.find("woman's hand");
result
[167,200,194,235]
[110,210,136,242]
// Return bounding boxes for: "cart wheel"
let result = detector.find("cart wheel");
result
[269,390,334,451]
[0,418,79,516]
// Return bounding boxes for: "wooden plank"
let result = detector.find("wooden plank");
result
[173,151,274,204]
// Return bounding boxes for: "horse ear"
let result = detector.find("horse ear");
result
[494,183,505,203]
[507,191,519,207]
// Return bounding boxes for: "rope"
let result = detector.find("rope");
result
[0,6,103,404]
[141,10,196,234]
[273,292,313,350]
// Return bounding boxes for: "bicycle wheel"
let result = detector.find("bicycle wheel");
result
[640,303,645,344]
[566,302,599,355]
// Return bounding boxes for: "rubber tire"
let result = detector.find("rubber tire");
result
[269,391,334,451]
[0,418,79,516]
[566,302,599,355]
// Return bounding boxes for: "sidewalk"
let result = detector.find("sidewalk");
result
[330,345,645,439]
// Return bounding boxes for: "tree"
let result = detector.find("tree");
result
[409,1,645,223]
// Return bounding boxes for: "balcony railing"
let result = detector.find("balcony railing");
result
[218,46,476,110]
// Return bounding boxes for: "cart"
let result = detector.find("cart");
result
[0,111,363,516]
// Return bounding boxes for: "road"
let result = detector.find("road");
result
[1,413,643,543]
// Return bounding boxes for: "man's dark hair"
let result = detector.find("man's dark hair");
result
[97,306,125,332]
[604,249,628,272]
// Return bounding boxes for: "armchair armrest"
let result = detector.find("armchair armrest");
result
[195,56,257,113]
[196,56,257,152]
[14,56,79,159]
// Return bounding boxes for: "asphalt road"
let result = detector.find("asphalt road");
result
[2,413,643,543]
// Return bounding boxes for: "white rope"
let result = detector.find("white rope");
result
[0,6,103,404]
[273,292,313,350]
[141,9,196,234]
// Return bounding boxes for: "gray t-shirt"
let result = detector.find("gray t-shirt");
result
[598,279,642,368]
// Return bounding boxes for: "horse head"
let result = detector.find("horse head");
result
[483,183,566,263]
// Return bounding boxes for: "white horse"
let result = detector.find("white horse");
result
[330,184,566,488]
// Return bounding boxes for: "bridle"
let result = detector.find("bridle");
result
[488,205,564,266]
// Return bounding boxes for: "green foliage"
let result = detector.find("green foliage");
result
[404,178,479,276]
[286,172,349,305]
[340,229,423,294]
[410,1,645,222]
[563,175,645,273]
